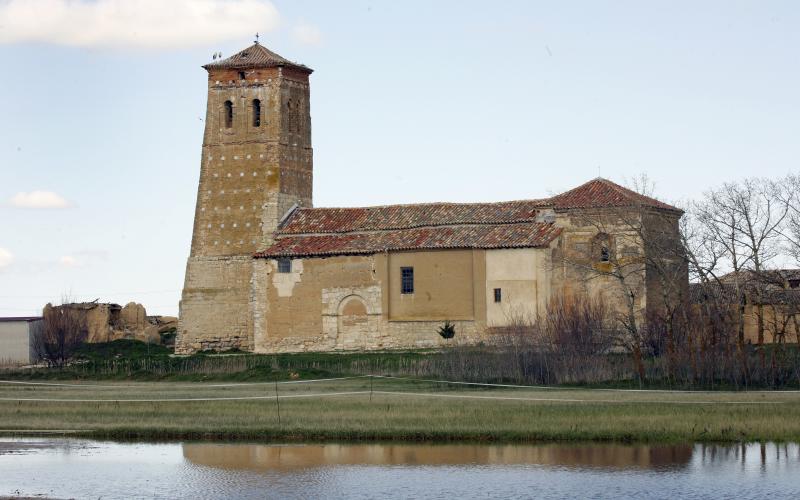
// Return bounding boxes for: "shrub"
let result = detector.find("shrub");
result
[438,321,455,340]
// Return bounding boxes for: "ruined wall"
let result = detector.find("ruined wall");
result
[178,65,313,354]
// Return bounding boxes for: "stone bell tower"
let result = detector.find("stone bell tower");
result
[176,41,313,353]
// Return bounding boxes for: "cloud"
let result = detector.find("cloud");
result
[8,191,72,209]
[292,20,322,46]
[58,250,108,268]
[0,247,13,269]
[59,255,79,267]
[0,0,280,49]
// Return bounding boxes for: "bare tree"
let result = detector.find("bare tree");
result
[775,173,800,264]
[33,302,88,368]
[693,178,789,347]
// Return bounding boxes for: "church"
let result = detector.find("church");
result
[176,42,684,354]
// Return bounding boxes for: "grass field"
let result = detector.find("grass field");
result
[1,376,799,444]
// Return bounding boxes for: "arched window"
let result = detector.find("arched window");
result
[591,233,613,263]
[224,100,233,128]
[252,99,261,127]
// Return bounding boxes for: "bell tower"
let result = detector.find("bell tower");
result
[177,42,313,353]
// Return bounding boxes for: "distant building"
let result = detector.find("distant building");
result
[177,42,686,354]
[690,270,800,344]
[0,317,41,366]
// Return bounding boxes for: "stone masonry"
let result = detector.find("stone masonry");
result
[177,43,313,354]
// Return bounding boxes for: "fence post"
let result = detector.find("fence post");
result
[274,379,281,426]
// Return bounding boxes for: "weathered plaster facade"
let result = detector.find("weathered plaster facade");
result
[177,42,686,354]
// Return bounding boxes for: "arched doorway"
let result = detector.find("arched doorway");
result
[337,295,369,349]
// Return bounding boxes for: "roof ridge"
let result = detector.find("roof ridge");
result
[277,220,554,236]
[256,222,563,258]
[292,198,550,211]
[549,177,681,212]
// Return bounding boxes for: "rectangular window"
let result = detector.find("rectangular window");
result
[494,288,502,303]
[277,258,292,273]
[400,267,414,294]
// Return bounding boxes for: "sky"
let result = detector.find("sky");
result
[0,0,798,317]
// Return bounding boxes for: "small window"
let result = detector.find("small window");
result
[224,100,233,128]
[401,267,414,294]
[252,99,261,127]
[789,279,800,289]
[592,233,613,263]
[494,288,502,303]
[277,258,292,273]
[238,71,246,80]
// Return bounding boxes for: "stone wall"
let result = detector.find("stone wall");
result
[550,209,649,321]
[250,252,487,353]
[176,256,255,354]
[177,62,314,353]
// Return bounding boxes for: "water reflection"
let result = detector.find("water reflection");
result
[182,442,694,471]
[1,439,799,499]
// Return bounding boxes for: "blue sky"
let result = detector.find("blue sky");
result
[0,0,798,316]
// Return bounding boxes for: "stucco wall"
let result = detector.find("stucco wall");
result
[485,248,551,327]
[251,254,381,352]
[387,250,476,321]
[742,304,800,344]
[0,321,34,365]
[250,251,485,353]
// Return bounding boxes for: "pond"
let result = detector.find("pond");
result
[0,438,798,499]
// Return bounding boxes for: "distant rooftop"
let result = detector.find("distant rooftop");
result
[0,317,42,323]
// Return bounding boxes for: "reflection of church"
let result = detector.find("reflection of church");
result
[181,442,693,471]
[177,42,685,354]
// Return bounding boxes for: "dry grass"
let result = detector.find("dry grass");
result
[0,377,799,443]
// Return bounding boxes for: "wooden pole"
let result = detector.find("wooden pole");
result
[274,379,281,425]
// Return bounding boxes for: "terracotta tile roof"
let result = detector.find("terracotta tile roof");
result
[548,178,681,212]
[690,279,800,305]
[203,43,312,73]
[255,222,561,258]
[719,269,800,288]
[255,177,680,259]
[278,200,550,234]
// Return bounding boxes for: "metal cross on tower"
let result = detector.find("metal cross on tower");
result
[254,32,260,44]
